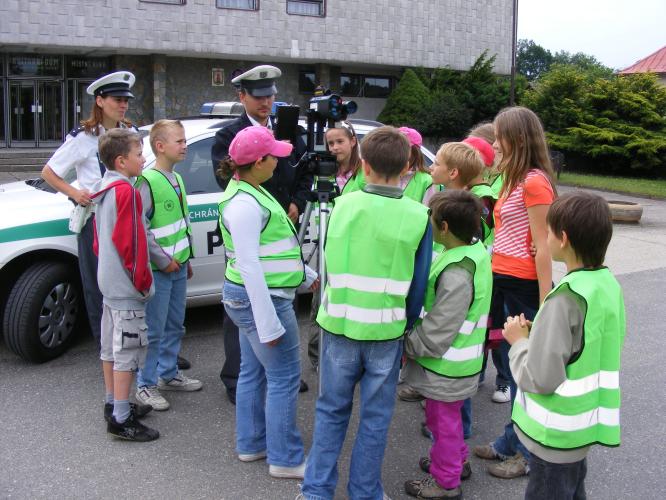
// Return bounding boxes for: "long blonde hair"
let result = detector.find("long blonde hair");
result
[494,107,556,197]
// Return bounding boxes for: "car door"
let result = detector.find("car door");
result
[170,133,226,303]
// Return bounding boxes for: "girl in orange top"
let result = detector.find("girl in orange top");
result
[473,106,557,479]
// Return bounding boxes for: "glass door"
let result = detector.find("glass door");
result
[37,80,63,146]
[1,80,5,148]
[67,79,94,131]
[9,81,36,147]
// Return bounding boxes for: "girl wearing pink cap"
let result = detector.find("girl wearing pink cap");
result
[216,126,317,479]
[398,127,436,204]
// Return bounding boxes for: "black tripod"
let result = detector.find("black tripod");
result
[297,175,338,396]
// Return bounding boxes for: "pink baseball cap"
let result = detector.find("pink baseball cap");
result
[463,136,495,167]
[229,126,293,165]
[399,126,423,147]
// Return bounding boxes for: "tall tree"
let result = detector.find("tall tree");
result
[516,39,553,81]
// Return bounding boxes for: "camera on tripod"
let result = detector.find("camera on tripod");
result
[304,93,358,178]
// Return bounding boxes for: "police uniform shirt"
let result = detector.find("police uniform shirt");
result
[47,126,108,192]
[47,123,134,193]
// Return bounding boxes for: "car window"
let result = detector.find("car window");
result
[175,136,221,195]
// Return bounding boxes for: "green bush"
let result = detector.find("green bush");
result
[380,52,523,139]
[377,69,430,125]
[525,70,666,176]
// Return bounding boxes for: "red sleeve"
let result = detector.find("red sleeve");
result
[523,172,554,208]
[111,184,153,294]
[92,216,99,257]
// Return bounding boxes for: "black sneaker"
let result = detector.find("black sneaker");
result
[107,414,159,442]
[299,379,309,393]
[177,355,191,370]
[104,402,153,423]
[419,457,472,480]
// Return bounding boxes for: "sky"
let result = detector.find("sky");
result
[518,0,666,70]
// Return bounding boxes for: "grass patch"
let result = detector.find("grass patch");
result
[558,172,666,198]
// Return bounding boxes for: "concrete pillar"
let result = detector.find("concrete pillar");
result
[316,63,331,89]
[152,54,167,121]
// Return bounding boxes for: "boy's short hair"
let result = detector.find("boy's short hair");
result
[98,129,142,171]
[360,126,410,180]
[149,119,184,155]
[437,142,485,187]
[547,192,612,268]
[429,190,482,244]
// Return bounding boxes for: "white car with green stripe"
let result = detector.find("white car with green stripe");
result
[0,107,434,362]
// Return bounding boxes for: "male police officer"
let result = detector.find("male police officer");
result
[211,65,311,403]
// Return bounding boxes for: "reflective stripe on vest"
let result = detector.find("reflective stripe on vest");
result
[316,190,429,341]
[511,267,626,449]
[218,180,305,288]
[415,241,492,378]
[137,169,193,269]
[402,171,433,203]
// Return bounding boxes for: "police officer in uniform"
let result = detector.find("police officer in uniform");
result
[211,65,311,403]
[42,71,138,343]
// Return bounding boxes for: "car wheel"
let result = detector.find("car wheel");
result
[3,261,82,363]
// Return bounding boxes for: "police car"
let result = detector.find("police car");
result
[0,104,435,363]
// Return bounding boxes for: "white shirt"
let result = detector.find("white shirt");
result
[47,126,107,192]
[247,114,272,129]
[222,192,316,343]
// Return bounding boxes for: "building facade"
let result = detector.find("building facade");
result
[0,0,514,148]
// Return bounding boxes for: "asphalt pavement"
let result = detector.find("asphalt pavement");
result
[1,186,665,500]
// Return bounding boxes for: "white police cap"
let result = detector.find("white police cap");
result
[87,71,136,98]
[231,65,281,97]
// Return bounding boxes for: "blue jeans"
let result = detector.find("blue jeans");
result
[301,331,402,500]
[222,281,304,467]
[461,398,472,439]
[137,265,187,387]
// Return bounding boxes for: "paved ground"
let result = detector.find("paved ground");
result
[1,185,665,499]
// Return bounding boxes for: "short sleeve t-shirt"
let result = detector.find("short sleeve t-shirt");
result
[47,126,106,192]
[492,169,554,280]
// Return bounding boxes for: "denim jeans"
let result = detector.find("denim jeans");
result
[222,281,304,468]
[461,398,472,439]
[77,216,103,340]
[525,455,587,500]
[301,331,402,500]
[137,265,187,387]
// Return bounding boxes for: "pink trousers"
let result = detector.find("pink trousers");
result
[425,398,468,489]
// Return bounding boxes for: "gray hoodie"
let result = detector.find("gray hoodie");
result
[93,170,154,310]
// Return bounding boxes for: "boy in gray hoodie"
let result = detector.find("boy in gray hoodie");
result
[93,128,158,442]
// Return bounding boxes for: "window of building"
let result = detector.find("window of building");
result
[340,74,362,97]
[340,73,394,98]
[299,70,316,94]
[287,0,325,17]
[216,0,258,10]
[363,76,392,98]
[139,0,186,4]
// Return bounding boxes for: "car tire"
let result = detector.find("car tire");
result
[3,261,82,363]
[608,200,643,223]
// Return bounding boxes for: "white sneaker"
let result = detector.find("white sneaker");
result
[269,462,306,479]
[136,386,169,411]
[238,450,267,462]
[492,385,511,403]
[158,372,203,392]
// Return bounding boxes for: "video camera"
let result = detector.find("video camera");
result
[275,91,356,179]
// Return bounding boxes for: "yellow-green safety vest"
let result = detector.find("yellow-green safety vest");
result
[512,267,626,449]
[469,182,497,249]
[218,180,305,288]
[415,240,492,377]
[136,169,193,270]
[316,190,430,341]
[403,171,433,203]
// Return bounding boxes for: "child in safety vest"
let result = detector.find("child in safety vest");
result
[467,121,503,197]
[93,128,157,442]
[300,126,432,500]
[463,136,497,250]
[403,190,492,500]
[398,126,437,204]
[134,120,202,413]
[502,191,625,500]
